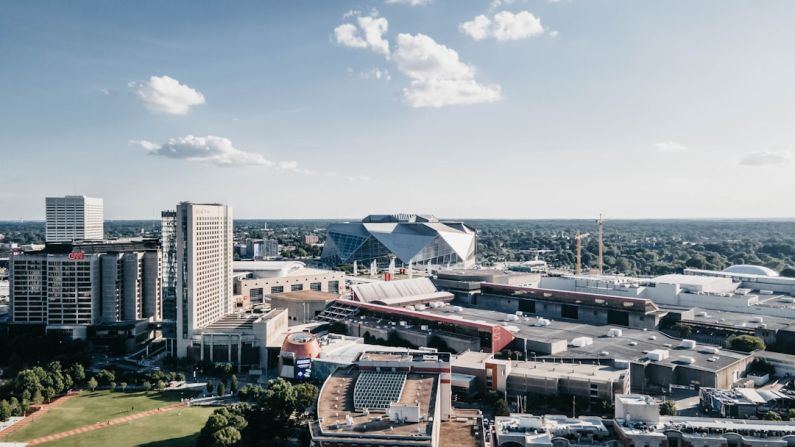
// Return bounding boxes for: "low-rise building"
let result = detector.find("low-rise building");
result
[233,261,344,307]
[495,414,611,447]
[269,290,339,325]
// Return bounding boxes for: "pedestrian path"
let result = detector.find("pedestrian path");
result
[24,402,186,446]
[0,393,77,439]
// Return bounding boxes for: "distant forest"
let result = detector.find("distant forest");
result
[3,219,795,277]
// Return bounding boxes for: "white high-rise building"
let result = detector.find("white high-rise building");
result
[175,202,233,357]
[45,195,104,242]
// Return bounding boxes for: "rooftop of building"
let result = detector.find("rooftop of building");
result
[351,278,454,306]
[269,290,341,302]
[203,309,285,332]
[701,387,792,405]
[233,260,340,279]
[36,238,161,254]
[315,366,436,438]
[424,305,748,370]
[617,415,795,439]
[495,414,610,439]
[480,283,660,314]
[453,351,627,382]
[672,306,795,332]
[361,213,440,223]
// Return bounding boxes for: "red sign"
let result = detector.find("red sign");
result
[68,251,85,261]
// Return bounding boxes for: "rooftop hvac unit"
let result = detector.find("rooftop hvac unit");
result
[406,306,415,311]
[505,314,519,322]
[679,339,697,349]
[696,311,710,317]
[447,306,463,313]
[570,337,593,348]
[399,321,407,326]
[647,349,669,361]
[534,318,551,327]
[677,356,696,364]
[699,346,719,354]
[751,316,764,324]
[607,328,623,338]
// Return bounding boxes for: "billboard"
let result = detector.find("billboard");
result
[295,358,312,381]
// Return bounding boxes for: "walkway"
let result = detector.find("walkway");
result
[22,402,186,446]
[0,393,77,439]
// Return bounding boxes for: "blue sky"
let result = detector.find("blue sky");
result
[2,0,794,220]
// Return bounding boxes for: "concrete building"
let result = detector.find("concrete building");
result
[699,387,792,419]
[321,214,477,268]
[9,238,162,340]
[452,351,629,403]
[269,290,339,325]
[304,234,319,245]
[175,202,233,357]
[45,195,104,242]
[494,414,611,447]
[309,350,486,447]
[233,261,344,307]
[613,394,795,447]
[187,308,287,372]
[160,210,177,321]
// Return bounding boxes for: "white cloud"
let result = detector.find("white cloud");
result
[132,135,310,173]
[460,15,491,41]
[334,13,389,56]
[739,151,792,166]
[128,75,206,115]
[549,30,559,38]
[460,11,544,41]
[393,33,502,107]
[385,0,431,5]
[653,141,688,152]
[359,68,391,81]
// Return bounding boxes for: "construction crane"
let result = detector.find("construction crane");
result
[596,213,605,275]
[574,232,590,275]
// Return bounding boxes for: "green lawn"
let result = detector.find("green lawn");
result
[6,390,184,442]
[38,406,215,447]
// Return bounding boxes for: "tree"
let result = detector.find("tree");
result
[230,375,239,395]
[156,380,166,391]
[176,372,186,382]
[762,411,782,421]
[96,369,115,385]
[120,382,127,393]
[660,400,677,416]
[87,377,98,392]
[142,381,152,393]
[70,364,86,383]
[672,322,692,339]
[206,382,215,394]
[294,383,319,412]
[259,378,298,425]
[0,400,11,422]
[110,382,117,392]
[493,398,510,416]
[727,335,766,352]
[210,426,241,447]
[217,381,226,397]
[749,359,776,376]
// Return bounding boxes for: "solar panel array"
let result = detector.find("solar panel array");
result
[353,371,407,410]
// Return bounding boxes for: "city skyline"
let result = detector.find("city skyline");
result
[3,1,795,220]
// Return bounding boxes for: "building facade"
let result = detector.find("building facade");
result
[45,195,104,242]
[9,239,162,339]
[321,214,477,268]
[175,202,233,357]
[160,210,177,321]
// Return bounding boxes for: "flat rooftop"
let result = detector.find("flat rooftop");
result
[618,416,795,439]
[268,290,340,301]
[316,367,436,438]
[425,306,749,371]
[453,351,626,382]
[675,306,795,332]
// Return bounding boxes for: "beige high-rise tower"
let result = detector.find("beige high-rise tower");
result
[45,195,104,242]
[174,202,233,357]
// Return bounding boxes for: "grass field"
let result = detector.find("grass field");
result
[6,389,186,442]
[37,406,215,447]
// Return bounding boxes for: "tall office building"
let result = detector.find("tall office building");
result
[175,202,233,357]
[45,196,104,242]
[160,210,177,321]
[9,239,161,339]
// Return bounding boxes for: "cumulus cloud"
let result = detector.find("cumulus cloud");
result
[129,75,206,115]
[385,0,431,5]
[131,135,309,173]
[739,151,792,166]
[460,11,544,41]
[653,141,688,152]
[334,13,390,56]
[393,33,502,107]
[359,68,391,81]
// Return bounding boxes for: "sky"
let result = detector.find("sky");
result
[1,0,795,220]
